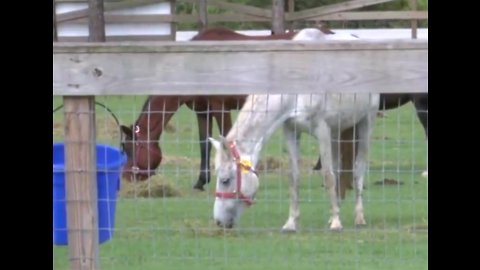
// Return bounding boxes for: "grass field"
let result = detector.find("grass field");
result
[53,95,428,270]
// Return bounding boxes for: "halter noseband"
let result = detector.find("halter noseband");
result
[215,141,257,206]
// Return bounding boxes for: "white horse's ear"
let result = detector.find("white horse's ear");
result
[209,137,222,152]
[221,136,232,151]
[209,137,231,162]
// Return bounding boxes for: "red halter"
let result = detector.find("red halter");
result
[214,141,257,206]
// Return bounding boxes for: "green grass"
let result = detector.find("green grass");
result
[53,96,428,270]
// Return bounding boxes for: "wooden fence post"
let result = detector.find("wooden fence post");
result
[197,0,208,31]
[64,97,99,270]
[170,0,177,40]
[64,0,104,269]
[287,0,294,31]
[272,0,285,34]
[410,0,418,39]
[53,0,57,42]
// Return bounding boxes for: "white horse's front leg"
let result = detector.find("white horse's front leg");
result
[316,121,342,231]
[281,125,301,233]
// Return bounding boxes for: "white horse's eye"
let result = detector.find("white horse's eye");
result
[220,178,231,184]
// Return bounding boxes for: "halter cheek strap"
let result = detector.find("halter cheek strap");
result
[215,141,257,206]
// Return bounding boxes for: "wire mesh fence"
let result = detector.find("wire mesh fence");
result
[53,93,427,270]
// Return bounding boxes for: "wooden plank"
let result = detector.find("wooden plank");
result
[57,0,163,23]
[64,1,102,269]
[53,40,428,96]
[170,13,268,23]
[288,0,294,31]
[64,13,267,23]
[53,39,428,53]
[61,10,428,24]
[182,0,272,19]
[169,0,176,41]
[300,11,428,21]
[272,0,285,34]
[410,0,418,39]
[58,35,173,42]
[88,0,106,41]
[57,0,122,2]
[287,0,395,21]
[61,11,427,24]
[54,0,58,41]
[197,0,208,30]
[64,97,98,270]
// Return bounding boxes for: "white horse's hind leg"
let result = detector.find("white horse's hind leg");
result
[352,113,376,227]
[331,133,342,205]
[281,124,301,233]
[422,140,428,178]
[315,121,342,231]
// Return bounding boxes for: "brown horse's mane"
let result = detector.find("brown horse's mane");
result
[133,96,153,128]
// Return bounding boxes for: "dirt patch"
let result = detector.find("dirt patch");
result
[373,178,403,186]
[373,136,391,140]
[405,222,428,233]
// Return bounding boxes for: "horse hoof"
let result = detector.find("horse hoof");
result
[329,227,343,232]
[281,228,297,234]
[193,184,205,191]
[355,223,367,229]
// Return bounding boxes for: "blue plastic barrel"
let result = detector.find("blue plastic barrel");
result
[53,143,126,245]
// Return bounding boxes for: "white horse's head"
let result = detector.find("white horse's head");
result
[208,137,260,228]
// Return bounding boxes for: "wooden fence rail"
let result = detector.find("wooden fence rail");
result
[53,39,428,96]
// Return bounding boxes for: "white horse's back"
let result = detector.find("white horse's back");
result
[238,92,379,139]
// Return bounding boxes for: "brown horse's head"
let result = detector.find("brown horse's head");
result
[120,124,162,181]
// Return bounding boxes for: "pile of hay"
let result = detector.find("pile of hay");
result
[255,156,284,171]
[255,156,317,172]
[119,175,181,198]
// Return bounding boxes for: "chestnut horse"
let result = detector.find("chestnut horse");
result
[120,27,428,196]
[120,27,300,190]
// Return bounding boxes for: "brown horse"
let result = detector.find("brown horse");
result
[313,92,428,198]
[120,27,428,197]
[120,27,301,190]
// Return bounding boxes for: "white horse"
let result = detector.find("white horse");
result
[209,28,380,231]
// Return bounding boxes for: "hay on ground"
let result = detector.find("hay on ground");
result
[119,175,181,198]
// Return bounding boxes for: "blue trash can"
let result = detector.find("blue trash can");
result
[53,142,127,245]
